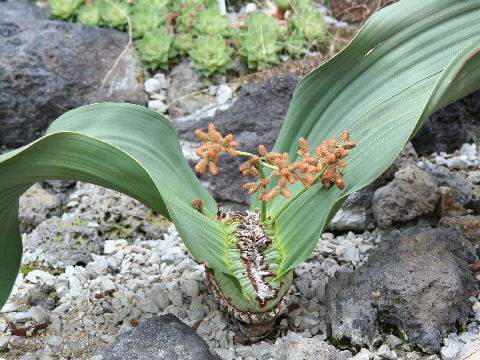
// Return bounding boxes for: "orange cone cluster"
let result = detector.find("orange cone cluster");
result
[194,124,238,175]
[194,124,356,203]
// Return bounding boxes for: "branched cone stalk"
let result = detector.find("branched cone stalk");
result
[193,124,356,338]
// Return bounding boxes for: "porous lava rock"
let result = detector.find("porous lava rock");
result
[104,314,220,360]
[18,183,63,233]
[173,73,299,204]
[325,227,479,352]
[372,164,440,227]
[0,0,146,148]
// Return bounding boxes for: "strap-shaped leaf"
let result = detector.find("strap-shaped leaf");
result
[250,0,480,276]
[0,103,229,309]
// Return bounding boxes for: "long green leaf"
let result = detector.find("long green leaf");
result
[0,103,229,309]
[250,0,480,276]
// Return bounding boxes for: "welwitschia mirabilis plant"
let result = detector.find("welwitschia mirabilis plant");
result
[1,0,479,333]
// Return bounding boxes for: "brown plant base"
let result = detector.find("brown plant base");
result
[205,267,291,340]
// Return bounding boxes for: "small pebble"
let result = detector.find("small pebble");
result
[446,156,468,170]
[0,336,9,351]
[153,73,167,89]
[386,334,403,347]
[148,100,168,114]
[144,78,162,94]
[377,344,391,358]
[216,85,233,105]
[29,305,49,323]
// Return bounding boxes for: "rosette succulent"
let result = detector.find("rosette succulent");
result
[239,14,283,69]
[2,0,480,343]
[99,0,129,29]
[173,0,204,33]
[289,6,325,44]
[48,0,82,20]
[276,0,292,10]
[133,0,168,10]
[76,3,102,27]
[174,32,194,55]
[284,30,308,58]
[130,4,166,38]
[189,36,234,76]
[193,8,230,36]
[137,29,177,70]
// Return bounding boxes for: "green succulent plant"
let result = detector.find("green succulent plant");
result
[239,14,283,69]
[174,32,194,55]
[132,0,169,10]
[49,0,82,20]
[174,2,203,33]
[76,3,102,26]
[99,0,129,29]
[190,35,234,77]
[193,8,230,36]
[1,0,480,341]
[284,30,308,59]
[276,0,292,10]
[289,6,325,44]
[137,29,177,70]
[130,4,166,38]
[170,0,217,11]
[290,0,314,13]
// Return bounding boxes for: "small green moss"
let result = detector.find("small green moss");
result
[71,217,86,227]
[104,224,133,239]
[55,233,62,243]
[146,211,171,230]
[20,265,35,276]
[19,262,65,276]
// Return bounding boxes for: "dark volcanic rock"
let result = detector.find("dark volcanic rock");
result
[412,90,480,155]
[104,314,220,360]
[173,73,299,204]
[0,0,146,148]
[325,227,479,352]
[372,165,440,228]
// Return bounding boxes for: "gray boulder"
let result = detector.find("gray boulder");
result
[0,0,146,148]
[23,216,105,268]
[420,161,474,206]
[325,227,479,352]
[167,60,215,118]
[68,182,170,241]
[19,183,63,233]
[372,165,440,228]
[173,73,299,204]
[104,314,220,360]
